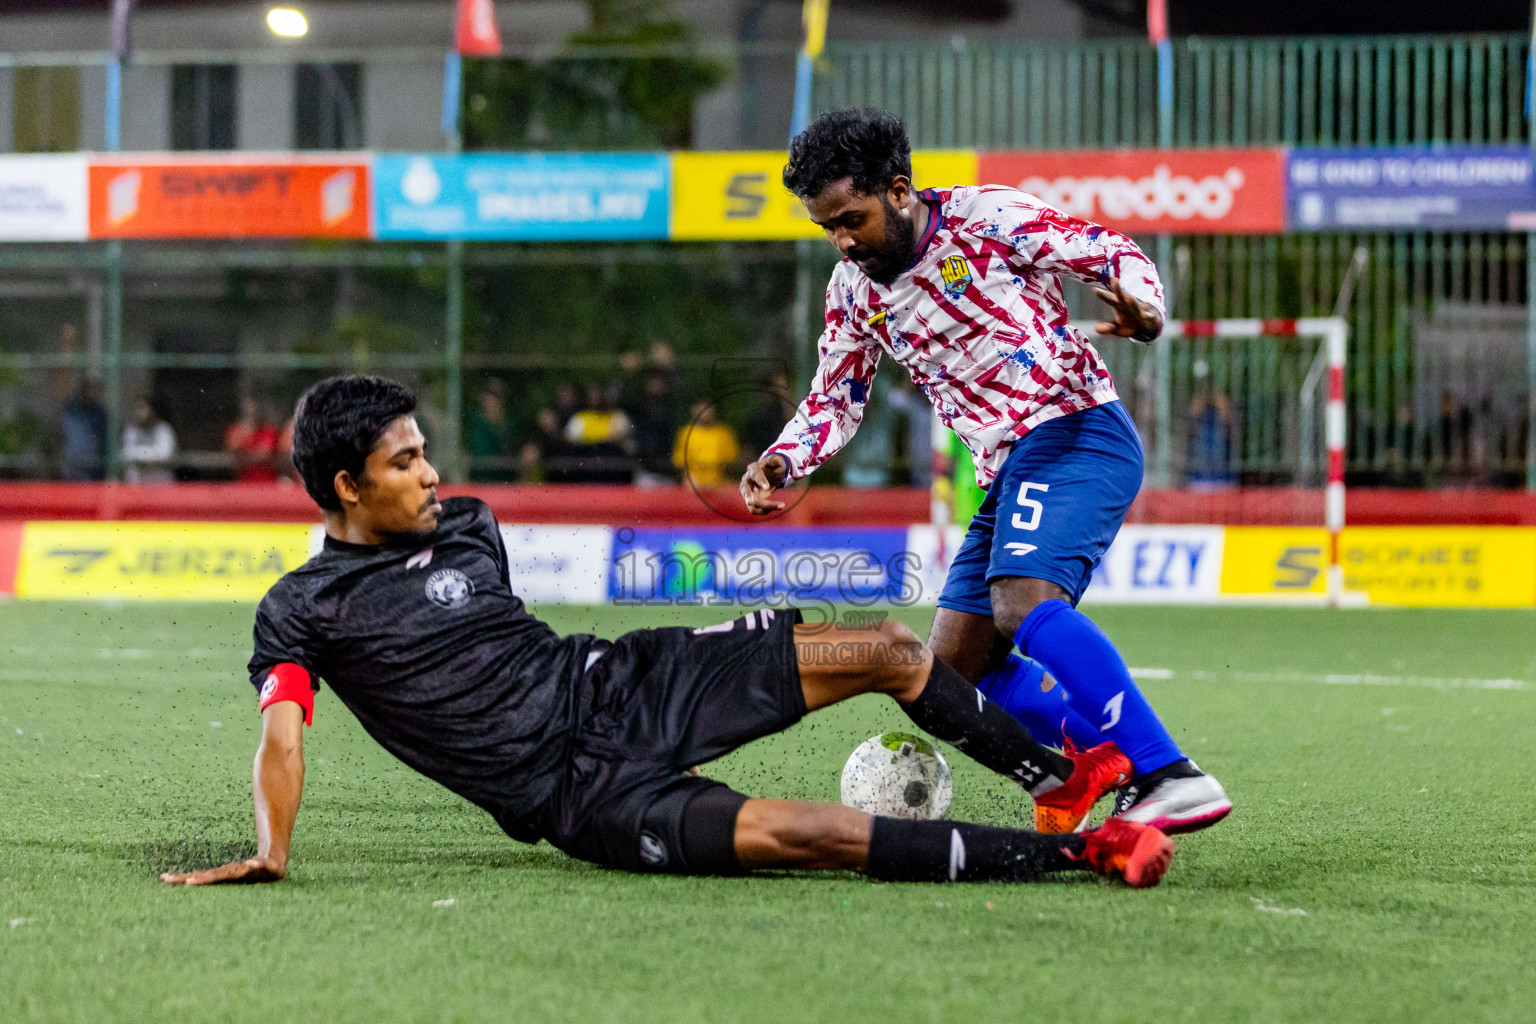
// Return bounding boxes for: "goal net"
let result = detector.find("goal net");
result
[929,317,1348,606]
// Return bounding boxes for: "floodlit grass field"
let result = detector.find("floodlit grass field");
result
[3,600,1534,1023]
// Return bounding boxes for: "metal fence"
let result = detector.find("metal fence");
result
[817,33,1534,487]
[0,34,1532,487]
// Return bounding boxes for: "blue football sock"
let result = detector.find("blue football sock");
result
[1014,599,1184,775]
[976,654,1106,750]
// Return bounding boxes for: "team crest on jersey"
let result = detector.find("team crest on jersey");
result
[638,831,668,867]
[424,568,474,609]
[940,255,973,297]
[259,673,278,702]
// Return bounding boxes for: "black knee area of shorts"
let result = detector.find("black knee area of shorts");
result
[678,785,748,875]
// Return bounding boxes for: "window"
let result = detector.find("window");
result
[171,65,236,150]
[13,66,81,153]
[294,63,362,150]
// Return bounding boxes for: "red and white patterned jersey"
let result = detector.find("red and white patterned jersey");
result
[765,184,1165,488]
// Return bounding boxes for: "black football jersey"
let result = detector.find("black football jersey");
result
[248,497,599,841]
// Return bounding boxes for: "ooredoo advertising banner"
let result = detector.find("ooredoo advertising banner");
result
[87,155,371,238]
[978,149,1286,234]
[1286,146,1536,230]
[373,153,669,240]
[0,155,89,240]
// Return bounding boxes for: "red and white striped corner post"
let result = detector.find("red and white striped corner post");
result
[1314,317,1349,608]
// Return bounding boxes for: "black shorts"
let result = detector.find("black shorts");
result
[533,609,805,875]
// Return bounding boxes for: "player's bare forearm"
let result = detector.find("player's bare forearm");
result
[160,702,305,886]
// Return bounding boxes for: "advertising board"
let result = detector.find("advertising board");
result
[0,155,88,240]
[1286,146,1536,231]
[977,149,1286,234]
[373,153,669,240]
[87,156,370,238]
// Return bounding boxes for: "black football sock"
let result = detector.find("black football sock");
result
[866,816,1088,883]
[900,657,1072,795]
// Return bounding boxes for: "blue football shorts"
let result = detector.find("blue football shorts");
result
[937,400,1144,613]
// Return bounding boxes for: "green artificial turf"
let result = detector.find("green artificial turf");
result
[3,600,1534,1023]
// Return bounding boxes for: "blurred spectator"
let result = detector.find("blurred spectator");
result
[889,375,934,489]
[566,383,633,446]
[1185,391,1236,491]
[742,371,793,461]
[519,407,580,483]
[1437,389,1475,479]
[840,374,895,488]
[224,396,280,483]
[628,370,683,485]
[59,378,108,482]
[465,378,516,483]
[553,382,582,429]
[565,384,633,483]
[123,396,176,484]
[674,400,740,488]
[275,415,299,485]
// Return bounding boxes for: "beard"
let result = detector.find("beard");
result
[847,196,918,285]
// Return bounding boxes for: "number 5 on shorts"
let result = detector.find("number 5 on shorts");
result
[1011,482,1050,531]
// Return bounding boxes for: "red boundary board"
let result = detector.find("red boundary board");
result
[0,521,21,594]
[0,484,1534,527]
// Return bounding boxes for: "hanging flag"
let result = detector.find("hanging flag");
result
[790,0,832,141]
[110,0,137,59]
[455,0,503,57]
[802,0,830,61]
[1146,0,1168,46]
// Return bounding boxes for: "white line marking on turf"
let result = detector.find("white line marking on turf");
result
[1129,667,1527,691]
[1251,898,1307,916]
[432,899,455,908]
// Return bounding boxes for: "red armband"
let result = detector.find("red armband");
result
[258,662,315,725]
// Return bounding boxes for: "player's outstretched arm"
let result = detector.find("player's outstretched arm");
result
[1092,275,1164,341]
[739,453,790,515]
[160,701,305,886]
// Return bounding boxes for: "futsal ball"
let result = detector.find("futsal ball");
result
[840,732,953,820]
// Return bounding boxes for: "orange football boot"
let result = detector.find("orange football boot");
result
[1081,818,1175,888]
[1032,738,1132,833]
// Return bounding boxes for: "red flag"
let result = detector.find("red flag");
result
[455,0,502,57]
[1147,0,1168,46]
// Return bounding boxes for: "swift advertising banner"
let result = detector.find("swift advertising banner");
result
[0,155,89,240]
[1286,146,1536,231]
[87,156,371,238]
[669,150,978,240]
[977,148,1286,234]
[373,153,670,240]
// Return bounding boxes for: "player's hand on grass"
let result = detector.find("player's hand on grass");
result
[160,855,285,886]
[740,454,789,515]
[1092,276,1163,342]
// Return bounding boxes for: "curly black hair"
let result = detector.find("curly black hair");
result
[782,108,912,201]
[291,375,417,511]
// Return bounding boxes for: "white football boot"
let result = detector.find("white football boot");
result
[1111,759,1232,834]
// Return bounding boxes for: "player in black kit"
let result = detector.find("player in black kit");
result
[161,376,1175,888]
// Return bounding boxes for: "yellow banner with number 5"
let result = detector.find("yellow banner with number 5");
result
[668,150,978,241]
[1220,526,1536,607]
